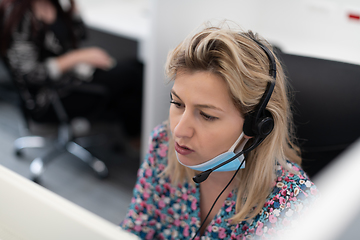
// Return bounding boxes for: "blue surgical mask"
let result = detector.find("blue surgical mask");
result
[176,132,248,172]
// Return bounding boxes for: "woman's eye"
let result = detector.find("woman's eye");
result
[170,100,183,108]
[200,111,217,121]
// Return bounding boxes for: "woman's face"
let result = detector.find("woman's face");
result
[169,71,245,166]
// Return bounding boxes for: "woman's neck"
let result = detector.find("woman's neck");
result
[203,170,238,189]
[198,171,238,235]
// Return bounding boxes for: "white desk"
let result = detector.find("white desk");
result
[76,0,151,62]
[0,165,139,240]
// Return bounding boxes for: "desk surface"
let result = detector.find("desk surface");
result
[0,164,139,240]
[76,0,151,42]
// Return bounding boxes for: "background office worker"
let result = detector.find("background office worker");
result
[121,23,318,239]
[0,0,143,139]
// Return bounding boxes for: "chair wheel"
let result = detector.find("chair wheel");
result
[92,160,109,179]
[15,149,23,157]
[96,169,109,179]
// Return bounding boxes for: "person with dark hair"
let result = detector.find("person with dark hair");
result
[0,0,143,139]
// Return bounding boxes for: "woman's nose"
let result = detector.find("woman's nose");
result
[173,111,194,139]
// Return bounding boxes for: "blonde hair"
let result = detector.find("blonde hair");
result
[163,23,301,222]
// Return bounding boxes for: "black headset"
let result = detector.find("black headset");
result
[242,38,276,145]
[192,37,277,184]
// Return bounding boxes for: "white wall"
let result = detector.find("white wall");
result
[141,0,360,157]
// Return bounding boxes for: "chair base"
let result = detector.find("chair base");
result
[15,135,109,183]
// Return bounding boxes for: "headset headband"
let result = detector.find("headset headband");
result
[242,35,276,138]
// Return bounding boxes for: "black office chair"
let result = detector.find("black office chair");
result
[0,58,110,183]
[277,51,360,178]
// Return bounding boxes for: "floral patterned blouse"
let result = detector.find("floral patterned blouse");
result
[121,123,318,239]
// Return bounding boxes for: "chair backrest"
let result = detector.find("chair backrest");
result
[278,52,360,178]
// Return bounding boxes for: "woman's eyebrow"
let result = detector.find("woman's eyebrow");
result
[171,90,224,112]
[195,104,224,112]
[170,90,181,100]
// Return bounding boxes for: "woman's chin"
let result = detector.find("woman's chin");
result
[177,156,193,166]
[177,155,205,167]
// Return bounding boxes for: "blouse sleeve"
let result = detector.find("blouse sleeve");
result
[120,123,169,239]
[6,12,56,84]
[7,35,48,85]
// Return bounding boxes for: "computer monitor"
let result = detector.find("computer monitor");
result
[277,52,360,178]
[0,165,139,240]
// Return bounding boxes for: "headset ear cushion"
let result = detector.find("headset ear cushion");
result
[257,116,274,137]
[243,113,256,137]
[243,110,274,137]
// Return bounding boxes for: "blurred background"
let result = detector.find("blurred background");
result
[0,0,359,233]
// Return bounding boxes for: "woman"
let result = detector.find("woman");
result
[0,0,143,138]
[121,24,318,239]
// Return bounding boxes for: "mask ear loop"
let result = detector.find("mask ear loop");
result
[228,132,249,154]
[228,133,243,152]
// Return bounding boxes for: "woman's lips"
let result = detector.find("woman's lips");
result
[174,142,194,155]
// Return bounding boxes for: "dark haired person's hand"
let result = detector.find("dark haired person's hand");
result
[57,47,115,73]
